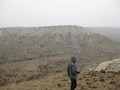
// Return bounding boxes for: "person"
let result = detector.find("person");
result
[67,56,79,90]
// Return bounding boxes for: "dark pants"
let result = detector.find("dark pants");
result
[71,79,77,90]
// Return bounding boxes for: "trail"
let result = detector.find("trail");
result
[95,59,120,71]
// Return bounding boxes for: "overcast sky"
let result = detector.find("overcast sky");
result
[0,0,120,27]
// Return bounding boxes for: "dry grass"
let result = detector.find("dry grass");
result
[0,71,120,90]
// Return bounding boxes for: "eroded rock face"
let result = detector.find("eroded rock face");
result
[95,59,120,72]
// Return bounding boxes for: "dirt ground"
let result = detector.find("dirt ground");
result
[0,71,120,90]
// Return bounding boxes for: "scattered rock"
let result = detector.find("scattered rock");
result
[86,82,91,85]
[57,83,62,87]
[99,78,105,82]
[109,81,117,85]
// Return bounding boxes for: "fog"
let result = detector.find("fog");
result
[0,31,1,36]
[0,0,120,27]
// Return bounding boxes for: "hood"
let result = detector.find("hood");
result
[71,56,76,63]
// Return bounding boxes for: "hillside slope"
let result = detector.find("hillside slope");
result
[0,26,120,87]
[0,26,120,63]
[87,27,120,42]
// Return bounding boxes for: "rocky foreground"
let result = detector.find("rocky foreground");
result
[95,59,120,72]
[0,71,120,90]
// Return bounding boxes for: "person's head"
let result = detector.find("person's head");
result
[71,56,76,63]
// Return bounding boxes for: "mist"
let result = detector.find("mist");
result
[0,0,120,27]
[1,1,120,88]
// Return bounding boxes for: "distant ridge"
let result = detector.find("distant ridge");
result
[86,27,120,42]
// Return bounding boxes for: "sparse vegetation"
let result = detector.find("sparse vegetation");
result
[0,26,120,89]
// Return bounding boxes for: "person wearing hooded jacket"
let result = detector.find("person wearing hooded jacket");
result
[67,56,79,90]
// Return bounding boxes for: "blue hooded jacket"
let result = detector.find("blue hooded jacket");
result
[67,56,77,79]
